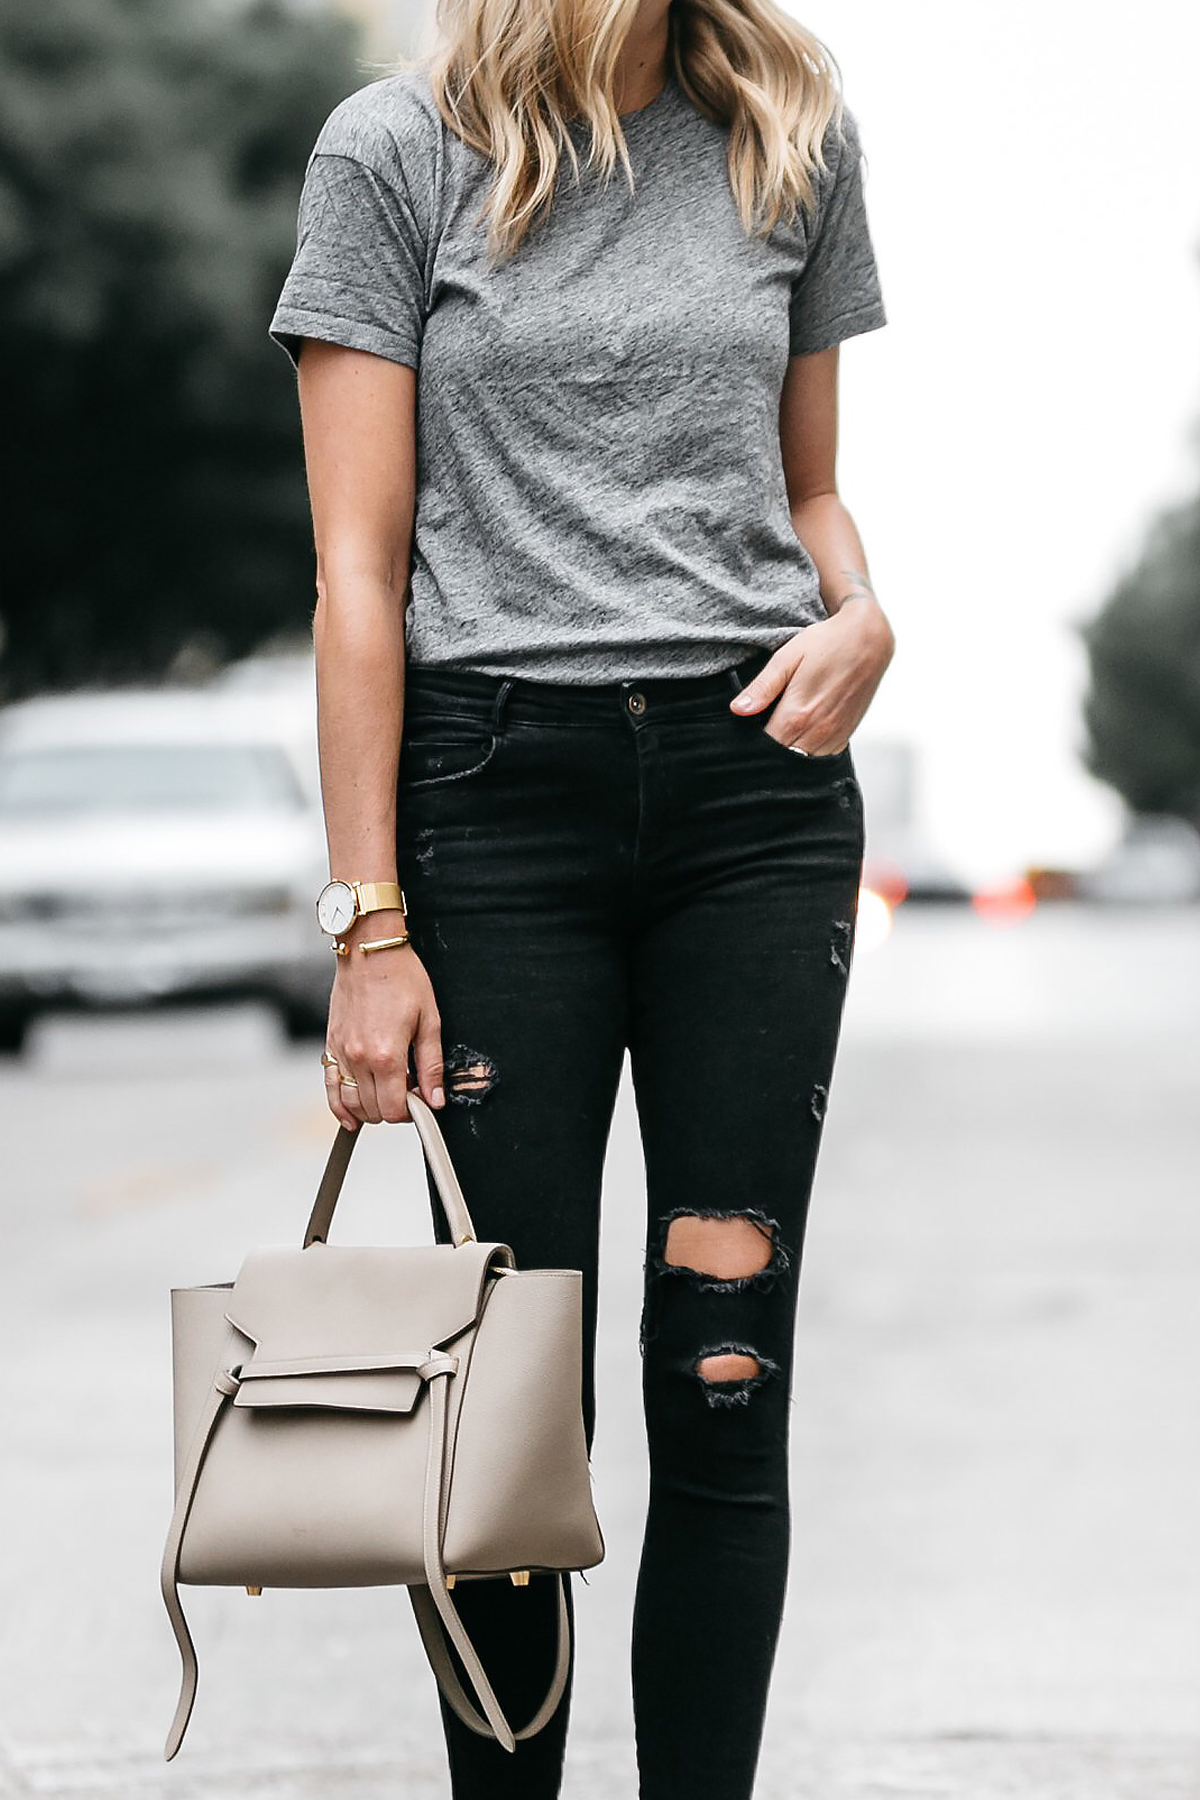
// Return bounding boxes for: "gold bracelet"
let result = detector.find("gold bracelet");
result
[357,933,412,955]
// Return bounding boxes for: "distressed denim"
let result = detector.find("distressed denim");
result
[395,646,866,1800]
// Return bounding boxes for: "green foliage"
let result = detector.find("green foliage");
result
[1079,493,1200,823]
[0,0,366,699]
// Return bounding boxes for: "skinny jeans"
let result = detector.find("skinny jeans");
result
[394,646,865,1800]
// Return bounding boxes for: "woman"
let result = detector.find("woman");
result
[268,0,894,1792]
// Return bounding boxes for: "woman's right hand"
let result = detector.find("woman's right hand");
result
[322,914,445,1130]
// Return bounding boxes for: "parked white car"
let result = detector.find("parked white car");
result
[0,682,332,1054]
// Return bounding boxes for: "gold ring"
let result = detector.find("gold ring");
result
[321,1051,340,1069]
[340,1076,360,1089]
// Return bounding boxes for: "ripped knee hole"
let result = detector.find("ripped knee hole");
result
[692,1342,780,1407]
[696,1351,762,1383]
[659,1209,788,1288]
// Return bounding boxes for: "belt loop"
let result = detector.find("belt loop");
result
[491,678,514,731]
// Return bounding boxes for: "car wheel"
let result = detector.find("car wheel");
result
[0,1009,33,1057]
[279,996,329,1042]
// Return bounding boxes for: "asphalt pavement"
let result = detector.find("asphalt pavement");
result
[1,903,1198,1798]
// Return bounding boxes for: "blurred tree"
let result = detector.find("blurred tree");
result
[1079,493,1200,824]
[0,0,366,699]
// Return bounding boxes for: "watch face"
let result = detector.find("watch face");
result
[316,880,357,936]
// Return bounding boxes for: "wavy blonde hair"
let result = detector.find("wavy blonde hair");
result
[386,0,846,263]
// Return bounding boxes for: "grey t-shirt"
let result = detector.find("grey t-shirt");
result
[269,64,887,681]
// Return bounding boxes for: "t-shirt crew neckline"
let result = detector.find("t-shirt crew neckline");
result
[618,68,676,126]
[566,68,679,135]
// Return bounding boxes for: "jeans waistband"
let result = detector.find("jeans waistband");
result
[403,647,774,726]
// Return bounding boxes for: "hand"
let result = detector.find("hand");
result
[729,597,895,754]
[322,911,445,1130]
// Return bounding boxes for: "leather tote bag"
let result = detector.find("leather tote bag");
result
[159,1089,604,1761]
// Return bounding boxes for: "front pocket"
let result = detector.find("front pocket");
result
[753,721,853,767]
[398,718,499,791]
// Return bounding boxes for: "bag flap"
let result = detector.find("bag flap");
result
[223,1240,509,1413]
[234,1367,424,1413]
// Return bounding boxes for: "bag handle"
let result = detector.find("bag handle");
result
[302,1090,477,1250]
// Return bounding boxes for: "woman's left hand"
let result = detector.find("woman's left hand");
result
[729,597,896,756]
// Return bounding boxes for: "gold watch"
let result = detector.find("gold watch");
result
[315,879,407,948]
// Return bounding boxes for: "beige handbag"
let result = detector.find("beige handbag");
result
[159,1090,604,1761]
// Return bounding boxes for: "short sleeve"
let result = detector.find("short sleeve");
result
[788,105,887,357]
[268,135,427,372]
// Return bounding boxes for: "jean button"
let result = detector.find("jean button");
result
[627,691,647,716]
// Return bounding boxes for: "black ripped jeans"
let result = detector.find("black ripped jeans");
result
[395,646,865,1800]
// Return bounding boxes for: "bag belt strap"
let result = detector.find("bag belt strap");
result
[160,1355,570,1761]
[160,1357,241,1761]
[408,1369,571,1751]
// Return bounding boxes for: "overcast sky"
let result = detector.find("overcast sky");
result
[793,0,1200,879]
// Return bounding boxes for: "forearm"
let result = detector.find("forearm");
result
[313,579,406,920]
[731,488,895,743]
[791,491,893,646]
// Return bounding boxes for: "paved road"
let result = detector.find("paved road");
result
[2,904,1198,1798]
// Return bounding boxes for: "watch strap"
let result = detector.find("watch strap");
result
[353,881,406,917]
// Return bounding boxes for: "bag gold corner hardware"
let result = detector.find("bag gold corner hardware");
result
[510,1570,530,1587]
[245,1585,263,1596]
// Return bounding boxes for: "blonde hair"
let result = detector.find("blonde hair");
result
[386,0,846,264]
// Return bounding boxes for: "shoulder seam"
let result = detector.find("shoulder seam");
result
[306,147,429,268]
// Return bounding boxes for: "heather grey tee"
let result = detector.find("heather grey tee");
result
[269,64,888,681]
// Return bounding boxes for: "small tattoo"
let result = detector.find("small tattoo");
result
[826,570,877,613]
